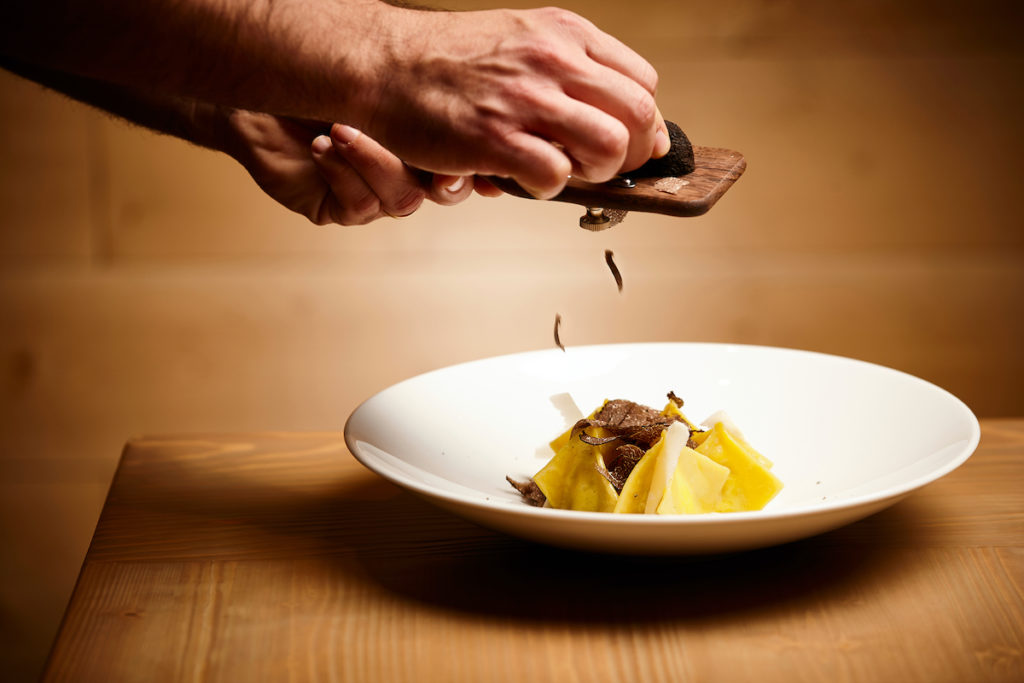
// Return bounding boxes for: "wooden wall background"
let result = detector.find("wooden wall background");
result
[1,0,1021,679]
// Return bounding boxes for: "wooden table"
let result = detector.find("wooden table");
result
[42,420,1024,682]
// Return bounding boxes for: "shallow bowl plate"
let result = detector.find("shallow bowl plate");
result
[344,343,979,554]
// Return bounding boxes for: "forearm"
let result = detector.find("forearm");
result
[2,56,232,154]
[2,1,666,195]
[0,0,396,128]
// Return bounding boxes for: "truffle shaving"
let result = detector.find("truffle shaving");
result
[604,249,623,293]
[595,399,668,432]
[509,393,698,505]
[653,177,688,194]
[578,431,622,446]
[505,476,547,506]
[574,399,690,450]
[602,443,646,492]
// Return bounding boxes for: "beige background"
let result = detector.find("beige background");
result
[2,0,1022,679]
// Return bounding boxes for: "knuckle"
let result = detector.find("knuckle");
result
[476,125,522,175]
[513,82,552,113]
[595,120,629,159]
[543,6,585,31]
[341,193,381,224]
[526,159,571,198]
[645,64,659,94]
[518,40,564,73]
[628,89,657,129]
[387,187,426,217]
[353,192,382,215]
[308,197,337,226]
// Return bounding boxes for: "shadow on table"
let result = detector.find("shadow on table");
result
[112,447,932,627]
[320,476,929,626]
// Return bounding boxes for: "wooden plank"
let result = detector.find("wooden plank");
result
[44,547,1024,683]
[42,423,1024,682]
[44,548,1023,683]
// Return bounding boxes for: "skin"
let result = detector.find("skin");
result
[224,113,495,225]
[362,6,669,195]
[1,1,669,224]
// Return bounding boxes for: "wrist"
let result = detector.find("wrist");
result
[182,99,235,155]
[335,2,422,130]
[345,4,466,149]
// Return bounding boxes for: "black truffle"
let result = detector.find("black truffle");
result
[626,120,695,178]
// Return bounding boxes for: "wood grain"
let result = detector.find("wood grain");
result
[42,422,1024,682]
[487,147,747,217]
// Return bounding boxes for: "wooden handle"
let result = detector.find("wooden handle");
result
[486,146,746,218]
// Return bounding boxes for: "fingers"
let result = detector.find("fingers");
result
[495,131,574,199]
[432,175,503,199]
[652,107,670,159]
[310,135,382,225]
[428,174,475,206]
[560,67,669,173]
[480,10,668,187]
[508,83,664,186]
[528,99,628,183]
[311,126,484,225]
[471,176,505,198]
[532,8,668,174]
[328,124,426,217]
[355,6,671,198]
[568,13,659,95]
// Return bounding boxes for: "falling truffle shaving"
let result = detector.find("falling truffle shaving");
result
[604,249,623,292]
[554,313,565,352]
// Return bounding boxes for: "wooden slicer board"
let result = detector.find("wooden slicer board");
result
[488,146,746,218]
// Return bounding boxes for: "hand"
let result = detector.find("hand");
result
[357,6,670,199]
[220,109,477,226]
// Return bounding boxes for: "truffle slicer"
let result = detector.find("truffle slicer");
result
[486,146,745,226]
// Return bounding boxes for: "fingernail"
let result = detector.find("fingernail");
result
[445,176,466,194]
[523,183,557,200]
[654,127,671,158]
[653,103,670,158]
[311,135,332,155]
[331,123,361,146]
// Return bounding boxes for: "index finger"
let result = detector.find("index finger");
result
[560,12,659,94]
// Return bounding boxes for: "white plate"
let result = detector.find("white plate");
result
[344,343,979,554]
